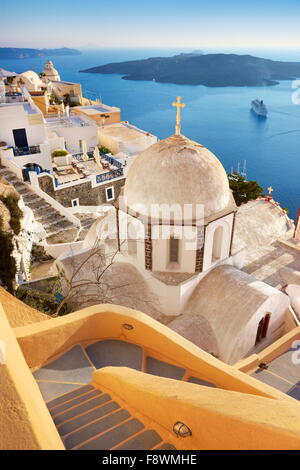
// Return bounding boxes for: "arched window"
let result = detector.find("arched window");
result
[211,226,223,263]
[255,313,271,345]
[169,236,179,263]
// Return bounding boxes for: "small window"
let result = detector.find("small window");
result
[106,186,115,202]
[71,198,79,207]
[212,226,223,263]
[169,236,179,263]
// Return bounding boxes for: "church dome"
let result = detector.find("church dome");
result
[42,61,60,80]
[124,134,234,220]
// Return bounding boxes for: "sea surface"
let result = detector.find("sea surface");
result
[1,47,300,219]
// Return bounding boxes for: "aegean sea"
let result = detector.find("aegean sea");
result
[2,47,299,218]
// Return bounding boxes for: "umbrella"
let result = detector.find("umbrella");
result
[81,139,89,161]
[93,146,101,167]
[0,68,16,78]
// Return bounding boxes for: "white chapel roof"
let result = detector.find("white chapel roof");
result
[123,133,236,221]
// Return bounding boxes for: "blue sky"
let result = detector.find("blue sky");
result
[1,0,300,49]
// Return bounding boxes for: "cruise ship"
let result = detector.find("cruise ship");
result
[251,99,268,117]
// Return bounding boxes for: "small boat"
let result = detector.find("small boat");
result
[251,99,268,117]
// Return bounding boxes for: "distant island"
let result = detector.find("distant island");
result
[80,52,300,87]
[0,47,81,59]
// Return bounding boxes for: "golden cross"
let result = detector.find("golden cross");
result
[172,96,185,135]
[268,186,274,195]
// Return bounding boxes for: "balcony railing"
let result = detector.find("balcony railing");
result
[72,151,123,169]
[13,145,41,156]
[96,168,123,184]
[102,153,123,169]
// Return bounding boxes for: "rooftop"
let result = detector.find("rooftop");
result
[0,101,40,115]
[74,103,120,114]
[100,121,154,142]
[45,114,95,128]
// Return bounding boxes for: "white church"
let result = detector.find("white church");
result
[58,97,299,366]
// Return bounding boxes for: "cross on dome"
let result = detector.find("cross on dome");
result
[172,96,185,135]
[268,186,274,195]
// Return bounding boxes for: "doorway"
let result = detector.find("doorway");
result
[255,313,271,345]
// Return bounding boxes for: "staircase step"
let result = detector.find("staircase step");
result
[113,429,162,450]
[28,201,51,210]
[156,443,177,450]
[45,222,75,234]
[146,357,185,380]
[33,345,94,401]
[35,381,84,403]
[86,340,143,371]
[76,418,144,450]
[64,409,130,450]
[14,187,30,195]
[49,389,100,417]
[81,218,95,228]
[47,385,94,409]
[35,210,58,221]
[22,196,42,204]
[53,394,112,426]
[58,401,120,437]
[43,217,67,229]
[13,184,27,190]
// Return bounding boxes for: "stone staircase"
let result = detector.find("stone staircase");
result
[47,385,174,450]
[33,340,217,450]
[75,213,97,240]
[0,166,77,238]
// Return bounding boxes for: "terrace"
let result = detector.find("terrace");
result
[53,152,124,186]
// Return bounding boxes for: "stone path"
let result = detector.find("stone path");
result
[0,166,78,241]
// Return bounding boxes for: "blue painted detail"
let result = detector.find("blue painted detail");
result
[96,168,123,184]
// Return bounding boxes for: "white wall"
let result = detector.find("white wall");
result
[0,148,24,179]
[0,104,47,147]
[225,292,289,364]
[151,224,197,273]
[52,124,98,153]
[42,240,84,259]
[118,211,146,270]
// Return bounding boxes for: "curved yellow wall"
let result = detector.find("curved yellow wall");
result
[0,305,63,450]
[92,367,300,450]
[15,304,294,401]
